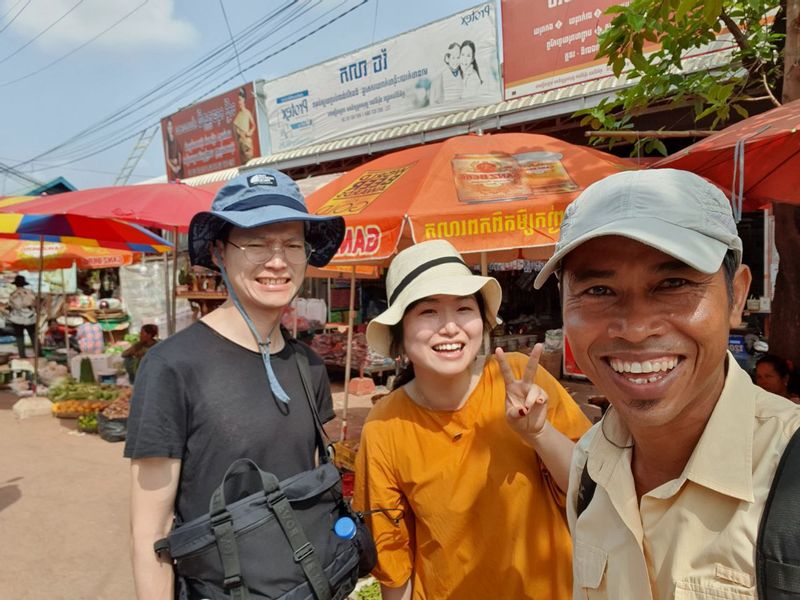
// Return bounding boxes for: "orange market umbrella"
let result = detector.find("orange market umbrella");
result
[305,132,638,266]
[306,132,637,439]
[0,239,137,270]
[653,99,800,217]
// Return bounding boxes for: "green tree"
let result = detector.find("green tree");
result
[579,0,800,367]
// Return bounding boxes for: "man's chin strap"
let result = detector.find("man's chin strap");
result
[213,248,291,404]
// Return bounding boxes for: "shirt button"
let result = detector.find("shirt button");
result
[453,433,463,441]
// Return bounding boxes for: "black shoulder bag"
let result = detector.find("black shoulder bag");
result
[155,339,376,600]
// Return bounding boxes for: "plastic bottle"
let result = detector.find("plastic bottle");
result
[333,516,357,540]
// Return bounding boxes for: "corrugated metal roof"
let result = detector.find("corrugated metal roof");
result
[180,49,732,188]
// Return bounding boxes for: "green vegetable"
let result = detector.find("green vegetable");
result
[355,581,382,600]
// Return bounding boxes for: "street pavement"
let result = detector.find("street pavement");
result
[0,376,596,599]
[0,384,375,600]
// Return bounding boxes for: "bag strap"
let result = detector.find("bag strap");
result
[756,425,800,599]
[288,336,331,463]
[576,459,597,518]
[267,486,333,600]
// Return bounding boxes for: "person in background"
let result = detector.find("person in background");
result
[164,117,183,180]
[459,40,483,99]
[353,239,590,600]
[532,169,800,598]
[5,275,38,358]
[125,168,345,599]
[122,324,159,385]
[75,319,105,354]
[431,42,462,104]
[756,354,800,403]
[233,86,256,163]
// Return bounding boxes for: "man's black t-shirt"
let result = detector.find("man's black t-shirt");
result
[124,321,334,523]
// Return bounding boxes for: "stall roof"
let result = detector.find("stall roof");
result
[179,50,732,188]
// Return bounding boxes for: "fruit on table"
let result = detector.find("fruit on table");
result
[47,379,119,402]
[51,400,111,416]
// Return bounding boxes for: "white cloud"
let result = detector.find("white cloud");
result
[1,0,199,51]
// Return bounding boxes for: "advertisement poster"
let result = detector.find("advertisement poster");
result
[161,83,261,181]
[502,0,621,100]
[502,0,737,100]
[262,2,501,153]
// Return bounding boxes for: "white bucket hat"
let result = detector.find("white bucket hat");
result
[534,168,743,289]
[366,240,502,357]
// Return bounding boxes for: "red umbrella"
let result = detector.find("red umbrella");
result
[0,183,215,335]
[0,182,214,232]
[653,99,800,216]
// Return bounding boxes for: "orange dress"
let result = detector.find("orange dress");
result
[353,353,591,599]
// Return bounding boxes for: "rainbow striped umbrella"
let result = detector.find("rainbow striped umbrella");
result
[0,212,171,253]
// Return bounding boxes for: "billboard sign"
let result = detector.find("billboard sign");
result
[262,2,501,153]
[502,0,621,100]
[161,83,262,181]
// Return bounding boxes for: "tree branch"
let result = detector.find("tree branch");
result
[719,8,752,54]
[761,72,783,106]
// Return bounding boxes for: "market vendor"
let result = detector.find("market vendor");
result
[121,324,159,385]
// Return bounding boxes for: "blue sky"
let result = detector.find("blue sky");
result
[0,0,495,194]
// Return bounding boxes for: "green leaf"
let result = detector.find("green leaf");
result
[732,103,749,119]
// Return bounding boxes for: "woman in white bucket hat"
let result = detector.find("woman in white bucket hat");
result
[353,240,590,600]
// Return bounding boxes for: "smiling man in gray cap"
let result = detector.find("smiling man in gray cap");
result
[534,169,800,599]
[125,168,345,599]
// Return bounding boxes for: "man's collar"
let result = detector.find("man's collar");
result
[588,352,755,503]
[681,353,755,502]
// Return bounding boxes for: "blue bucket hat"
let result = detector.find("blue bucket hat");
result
[189,168,345,270]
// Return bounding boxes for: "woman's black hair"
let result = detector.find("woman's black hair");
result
[460,40,482,84]
[141,324,159,338]
[389,292,490,390]
[757,354,791,379]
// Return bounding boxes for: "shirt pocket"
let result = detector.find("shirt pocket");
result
[574,540,607,599]
[675,571,756,600]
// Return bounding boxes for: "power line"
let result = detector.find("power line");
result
[11,1,304,165]
[0,0,149,88]
[0,0,85,66]
[0,0,32,36]
[218,0,247,84]
[25,2,316,163]
[11,0,370,171]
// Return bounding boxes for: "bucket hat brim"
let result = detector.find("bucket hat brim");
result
[189,205,345,270]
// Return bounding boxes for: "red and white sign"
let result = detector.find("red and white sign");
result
[161,83,261,181]
[502,0,621,100]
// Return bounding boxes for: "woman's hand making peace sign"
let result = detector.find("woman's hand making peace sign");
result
[496,343,549,440]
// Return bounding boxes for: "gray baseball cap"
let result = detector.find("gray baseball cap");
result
[533,169,743,289]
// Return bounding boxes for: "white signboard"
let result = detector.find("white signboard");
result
[263,3,501,152]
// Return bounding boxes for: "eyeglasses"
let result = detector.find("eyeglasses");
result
[225,239,313,265]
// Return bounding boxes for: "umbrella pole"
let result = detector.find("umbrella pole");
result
[163,251,172,336]
[481,252,490,355]
[327,278,332,323]
[33,236,44,395]
[171,227,179,335]
[61,269,69,361]
[340,266,356,442]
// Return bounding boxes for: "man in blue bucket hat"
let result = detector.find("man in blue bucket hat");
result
[125,168,345,599]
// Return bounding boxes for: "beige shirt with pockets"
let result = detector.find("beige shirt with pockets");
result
[567,354,800,600]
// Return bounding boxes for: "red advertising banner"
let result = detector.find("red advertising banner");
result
[502,0,620,100]
[161,83,261,181]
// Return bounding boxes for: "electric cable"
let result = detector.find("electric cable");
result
[0,0,149,88]
[11,0,369,170]
[0,0,32,36]
[0,0,85,66]
[218,0,247,84]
